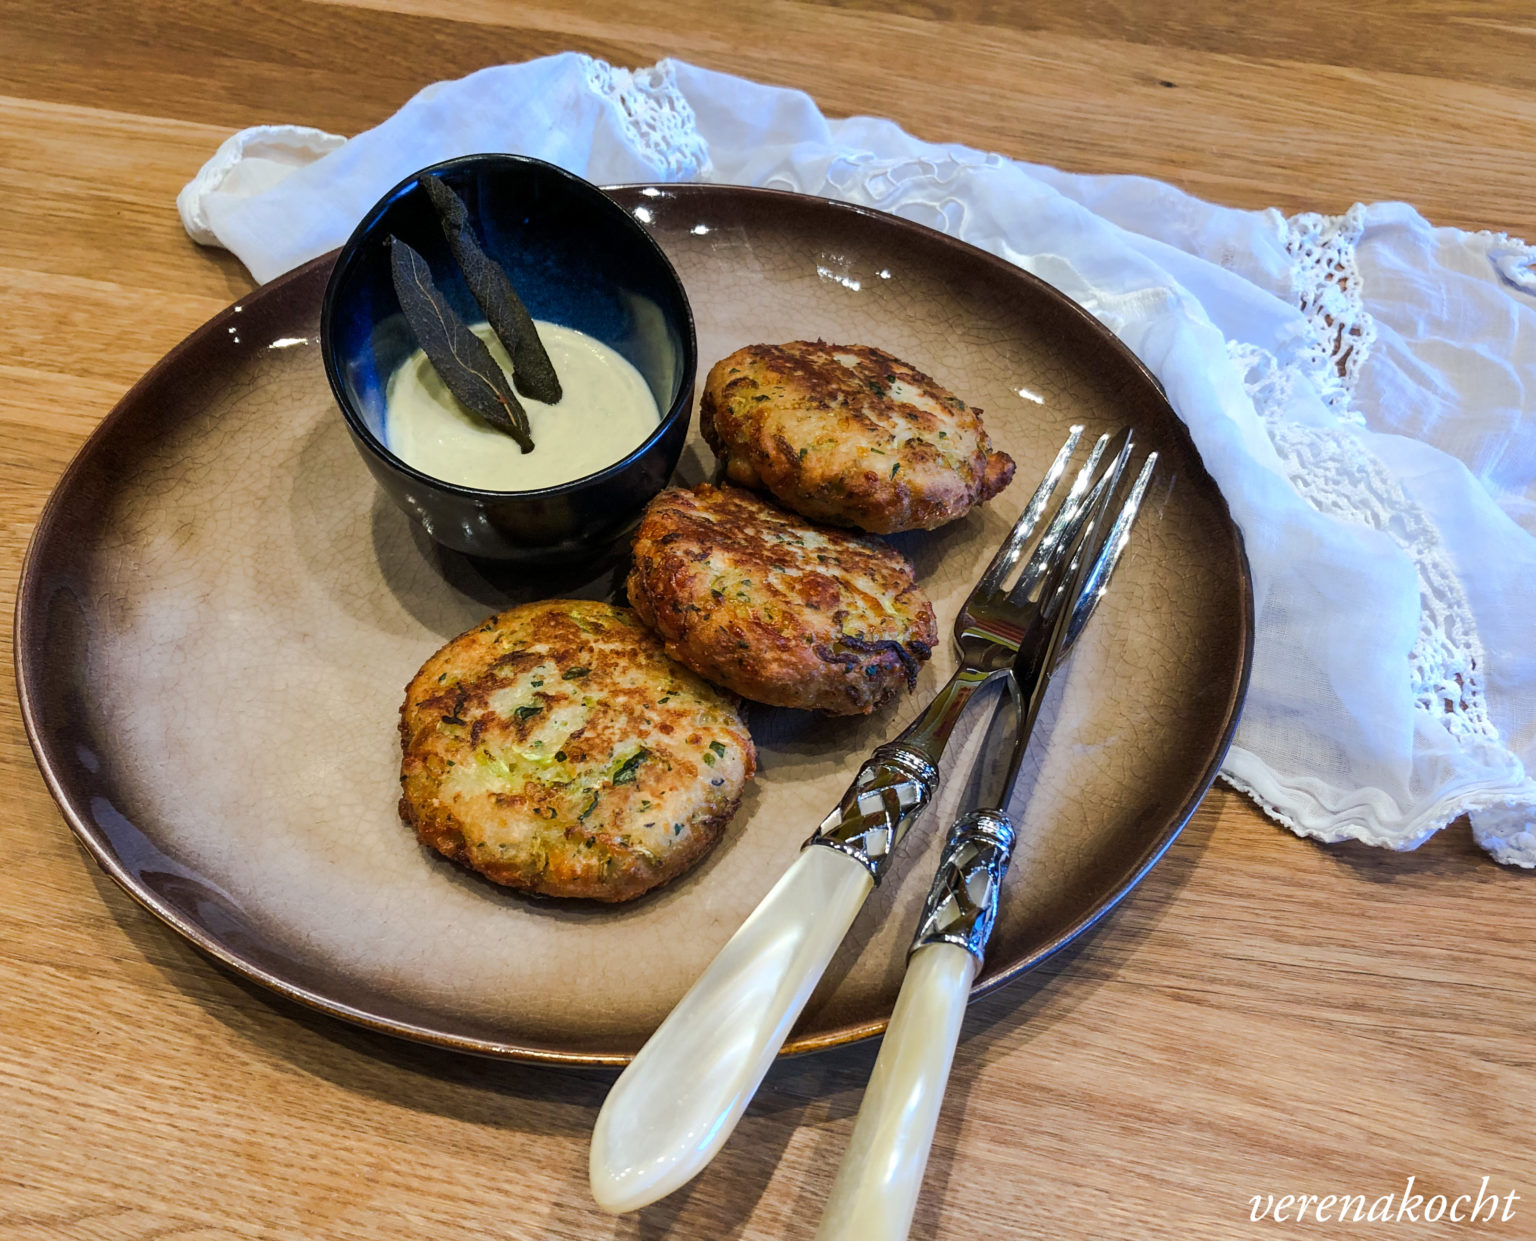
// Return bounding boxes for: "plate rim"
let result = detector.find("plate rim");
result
[15,183,1253,1066]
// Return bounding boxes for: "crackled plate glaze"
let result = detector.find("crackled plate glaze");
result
[17,186,1251,1064]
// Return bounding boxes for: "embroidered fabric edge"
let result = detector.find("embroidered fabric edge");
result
[1220,208,1533,863]
[580,56,710,180]
[1219,759,1536,868]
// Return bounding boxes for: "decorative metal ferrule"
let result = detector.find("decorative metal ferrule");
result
[911,809,1017,963]
[804,742,941,884]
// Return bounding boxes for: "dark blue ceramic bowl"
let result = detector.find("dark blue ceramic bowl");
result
[320,154,696,563]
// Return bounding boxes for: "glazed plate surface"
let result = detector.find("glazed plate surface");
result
[17,186,1251,1064]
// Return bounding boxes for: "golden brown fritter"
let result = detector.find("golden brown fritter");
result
[398,600,755,902]
[626,485,938,716]
[700,341,1015,534]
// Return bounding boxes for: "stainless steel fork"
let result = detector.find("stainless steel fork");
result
[809,426,1138,884]
[816,438,1156,1241]
[589,428,1150,1215]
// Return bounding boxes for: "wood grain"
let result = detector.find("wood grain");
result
[1,2,1533,1239]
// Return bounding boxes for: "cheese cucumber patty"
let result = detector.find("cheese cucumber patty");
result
[700,341,1015,534]
[627,485,937,715]
[398,600,755,902]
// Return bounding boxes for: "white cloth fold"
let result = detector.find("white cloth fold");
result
[178,53,1536,866]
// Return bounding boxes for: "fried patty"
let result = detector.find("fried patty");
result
[398,600,755,902]
[626,485,938,715]
[700,341,1016,534]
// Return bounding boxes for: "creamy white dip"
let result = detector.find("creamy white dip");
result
[384,320,660,490]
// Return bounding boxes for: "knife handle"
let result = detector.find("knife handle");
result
[589,746,941,1214]
[815,809,1015,1241]
[589,845,872,1213]
[814,941,977,1241]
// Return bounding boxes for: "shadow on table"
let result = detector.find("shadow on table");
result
[1317,814,1523,882]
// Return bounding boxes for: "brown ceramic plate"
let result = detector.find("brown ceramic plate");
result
[16,185,1251,1065]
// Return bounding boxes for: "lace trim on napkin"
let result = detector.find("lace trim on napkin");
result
[1280,209,1501,752]
[1229,341,1500,754]
[1284,205,1376,422]
[582,58,709,180]
[1229,223,1536,862]
[1250,208,1535,863]
[1225,341,1534,859]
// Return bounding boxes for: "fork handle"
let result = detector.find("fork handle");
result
[815,941,977,1241]
[806,742,940,880]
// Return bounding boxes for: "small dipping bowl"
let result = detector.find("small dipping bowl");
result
[321,154,696,563]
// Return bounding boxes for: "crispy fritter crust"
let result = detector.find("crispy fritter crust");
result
[700,341,1015,533]
[399,600,755,902]
[626,485,938,715]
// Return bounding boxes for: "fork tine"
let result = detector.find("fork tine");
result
[974,426,1083,597]
[1058,450,1157,658]
[1006,428,1118,605]
[1013,433,1128,617]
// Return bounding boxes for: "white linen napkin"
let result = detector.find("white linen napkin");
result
[178,53,1536,866]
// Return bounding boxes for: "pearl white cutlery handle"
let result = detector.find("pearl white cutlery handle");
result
[590,742,942,1214]
[589,844,874,1214]
[815,941,977,1241]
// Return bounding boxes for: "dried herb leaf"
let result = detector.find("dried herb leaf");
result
[611,749,649,786]
[423,176,563,406]
[389,236,533,453]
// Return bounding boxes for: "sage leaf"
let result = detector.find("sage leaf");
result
[389,235,534,453]
[423,175,563,406]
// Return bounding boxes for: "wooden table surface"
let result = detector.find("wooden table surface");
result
[4,4,1533,1239]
